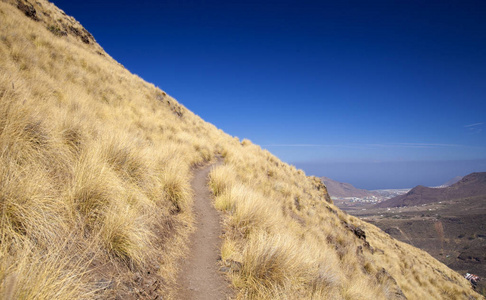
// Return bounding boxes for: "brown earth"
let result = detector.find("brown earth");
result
[176,160,233,300]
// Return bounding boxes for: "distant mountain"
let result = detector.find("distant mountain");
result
[375,172,486,208]
[321,176,378,198]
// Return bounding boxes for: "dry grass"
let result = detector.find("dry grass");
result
[0,0,482,299]
[0,0,220,297]
[0,238,93,300]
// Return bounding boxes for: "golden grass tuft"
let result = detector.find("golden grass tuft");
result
[100,201,155,265]
[224,185,280,235]
[0,233,92,300]
[209,164,237,197]
[161,158,192,213]
[69,148,116,222]
[242,232,309,286]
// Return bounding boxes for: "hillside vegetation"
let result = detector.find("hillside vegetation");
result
[0,0,482,299]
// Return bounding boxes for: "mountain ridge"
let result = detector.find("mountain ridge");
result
[375,172,486,208]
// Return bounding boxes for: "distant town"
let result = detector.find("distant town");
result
[333,188,410,207]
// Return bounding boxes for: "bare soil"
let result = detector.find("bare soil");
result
[176,160,233,300]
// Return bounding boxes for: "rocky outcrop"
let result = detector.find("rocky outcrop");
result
[17,0,38,21]
[12,0,101,49]
[311,176,333,203]
[376,268,408,299]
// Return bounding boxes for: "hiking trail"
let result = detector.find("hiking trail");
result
[176,160,232,300]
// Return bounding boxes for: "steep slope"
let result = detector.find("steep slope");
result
[375,172,486,208]
[0,1,481,299]
[322,176,378,198]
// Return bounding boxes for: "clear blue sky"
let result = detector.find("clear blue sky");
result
[52,0,486,189]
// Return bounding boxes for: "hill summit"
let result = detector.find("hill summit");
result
[0,0,482,298]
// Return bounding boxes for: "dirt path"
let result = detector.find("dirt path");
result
[176,160,232,300]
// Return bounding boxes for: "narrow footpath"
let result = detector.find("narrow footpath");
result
[176,160,232,300]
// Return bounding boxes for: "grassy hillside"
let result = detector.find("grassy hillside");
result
[0,0,482,299]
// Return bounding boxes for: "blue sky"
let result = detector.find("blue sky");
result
[52,0,486,189]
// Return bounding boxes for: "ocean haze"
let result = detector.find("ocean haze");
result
[294,159,486,190]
